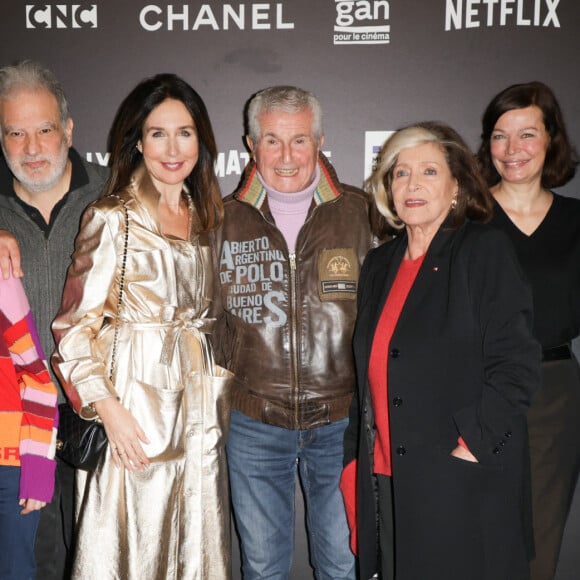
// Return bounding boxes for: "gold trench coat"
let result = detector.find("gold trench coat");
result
[52,167,232,580]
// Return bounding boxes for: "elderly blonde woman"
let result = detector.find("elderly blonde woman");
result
[341,121,541,580]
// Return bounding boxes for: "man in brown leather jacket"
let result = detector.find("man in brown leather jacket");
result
[216,86,384,580]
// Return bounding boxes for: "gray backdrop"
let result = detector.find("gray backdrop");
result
[1,1,579,578]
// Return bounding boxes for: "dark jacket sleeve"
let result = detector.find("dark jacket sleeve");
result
[453,228,541,462]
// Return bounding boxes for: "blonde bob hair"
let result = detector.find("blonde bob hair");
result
[366,121,492,230]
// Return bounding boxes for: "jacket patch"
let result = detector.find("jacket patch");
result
[318,248,358,301]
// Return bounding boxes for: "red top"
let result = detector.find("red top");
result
[368,255,424,476]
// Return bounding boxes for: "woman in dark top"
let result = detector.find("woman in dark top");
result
[477,81,580,580]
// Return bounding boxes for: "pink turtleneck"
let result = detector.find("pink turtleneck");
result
[258,166,320,252]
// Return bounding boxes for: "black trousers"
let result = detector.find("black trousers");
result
[376,474,394,580]
[34,459,75,580]
[528,356,580,580]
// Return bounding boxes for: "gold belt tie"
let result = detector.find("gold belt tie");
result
[157,306,216,372]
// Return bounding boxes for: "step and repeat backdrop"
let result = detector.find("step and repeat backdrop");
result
[2,1,579,578]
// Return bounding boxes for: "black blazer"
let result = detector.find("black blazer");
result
[344,220,541,580]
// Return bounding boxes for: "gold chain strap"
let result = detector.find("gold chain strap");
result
[108,195,129,384]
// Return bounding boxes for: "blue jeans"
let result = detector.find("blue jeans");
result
[227,410,355,580]
[0,466,41,580]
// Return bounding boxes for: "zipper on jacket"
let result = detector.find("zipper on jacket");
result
[286,203,323,430]
[289,252,300,429]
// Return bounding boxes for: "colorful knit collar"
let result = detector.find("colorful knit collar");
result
[236,155,341,209]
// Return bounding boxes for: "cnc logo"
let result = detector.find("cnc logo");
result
[445,0,560,30]
[139,3,294,32]
[26,5,98,29]
[333,0,390,45]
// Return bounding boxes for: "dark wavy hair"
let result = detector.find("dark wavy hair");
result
[367,121,492,230]
[105,73,223,232]
[477,81,578,189]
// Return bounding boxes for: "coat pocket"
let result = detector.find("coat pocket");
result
[129,380,185,462]
[186,365,233,455]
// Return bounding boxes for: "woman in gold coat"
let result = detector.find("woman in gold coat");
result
[52,73,232,579]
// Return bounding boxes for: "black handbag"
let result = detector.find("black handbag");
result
[55,196,129,470]
[55,402,107,470]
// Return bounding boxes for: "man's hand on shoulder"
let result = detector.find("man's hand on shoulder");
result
[0,230,22,279]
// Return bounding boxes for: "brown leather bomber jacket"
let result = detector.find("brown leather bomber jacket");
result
[215,153,385,430]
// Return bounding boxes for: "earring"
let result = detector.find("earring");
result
[451,197,458,210]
